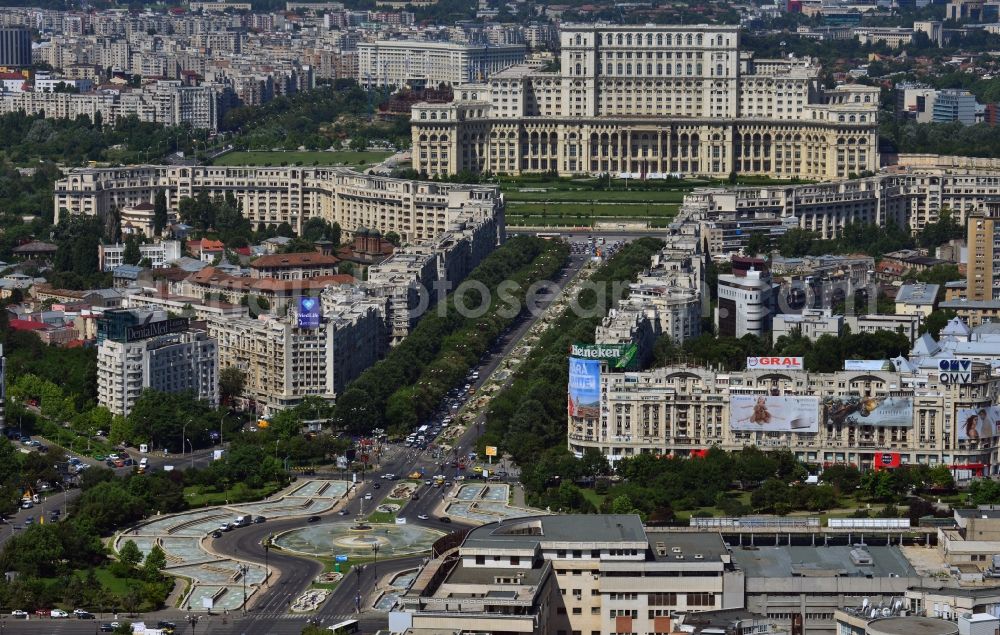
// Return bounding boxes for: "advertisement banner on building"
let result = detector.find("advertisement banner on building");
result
[822,396,913,427]
[570,343,638,370]
[125,317,189,342]
[746,356,804,371]
[568,357,601,419]
[730,395,820,432]
[297,296,321,329]
[874,452,901,470]
[957,406,1000,440]
[844,360,895,371]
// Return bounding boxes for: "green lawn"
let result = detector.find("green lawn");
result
[504,188,688,203]
[212,150,391,167]
[41,566,167,610]
[183,481,283,507]
[581,488,606,510]
[508,202,679,217]
[366,510,397,524]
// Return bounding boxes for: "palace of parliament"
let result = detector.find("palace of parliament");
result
[411,24,880,180]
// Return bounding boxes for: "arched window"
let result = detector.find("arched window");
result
[626,63,632,74]
[696,34,703,45]
[647,63,653,74]
[665,33,672,45]
[848,114,855,122]
[657,34,663,45]
[696,63,702,75]
[716,63,723,76]
[646,34,653,46]
[664,64,671,75]
[617,63,623,74]
[635,63,641,75]
[838,114,845,122]
[686,34,693,46]
[716,35,723,46]
[657,63,663,74]
[626,34,632,46]
[676,63,682,74]
[575,63,582,75]
[420,111,427,119]
[686,63,692,75]
[617,34,623,45]
[575,34,582,45]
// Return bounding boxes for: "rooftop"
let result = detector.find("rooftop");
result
[463,515,647,551]
[896,283,939,305]
[250,252,339,268]
[866,616,958,635]
[729,545,916,579]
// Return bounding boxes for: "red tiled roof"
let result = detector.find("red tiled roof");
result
[250,252,339,268]
[10,319,48,331]
[201,239,225,252]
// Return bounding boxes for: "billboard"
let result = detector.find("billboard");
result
[746,356,804,371]
[938,359,974,385]
[568,358,601,419]
[125,317,189,342]
[957,406,1000,440]
[571,343,638,370]
[297,296,321,328]
[822,396,913,428]
[729,395,820,432]
[844,360,895,372]
[485,446,498,457]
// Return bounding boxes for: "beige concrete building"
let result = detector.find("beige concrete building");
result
[567,362,1000,471]
[966,202,1000,301]
[394,515,742,635]
[53,166,504,246]
[411,24,879,180]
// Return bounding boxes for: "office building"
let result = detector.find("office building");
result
[394,515,742,635]
[771,309,842,344]
[357,39,526,87]
[96,309,218,416]
[716,267,776,338]
[249,252,340,280]
[98,240,182,272]
[411,24,880,180]
[932,89,977,125]
[966,202,1000,301]
[0,28,30,67]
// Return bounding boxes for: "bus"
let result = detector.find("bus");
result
[328,619,360,633]
[536,232,561,240]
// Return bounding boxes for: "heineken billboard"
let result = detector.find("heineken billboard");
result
[570,343,638,370]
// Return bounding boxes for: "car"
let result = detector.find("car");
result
[93,454,105,461]
[67,457,81,465]
[11,610,27,618]
[76,612,95,620]
[105,459,116,467]
[20,500,32,509]
[424,480,432,486]
[439,516,452,523]
[363,493,372,500]
[211,530,223,538]
[445,481,453,487]
[28,440,40,447]
[18,436,30,444]
[157,620,177,633]
[219,523,233,532]
[307,515,320,523]
[337,509,350,516]
[417,514,429,520]
[253,515,266,524]
[100,624,115,632]
[111,622,121,628]
[372,482,381,489]
[24,517,33,525]
[73,609,89,616]
[51,609,69,618]
[114,460,125,468]
[411,493,420,500]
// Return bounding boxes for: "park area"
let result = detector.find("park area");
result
[499,175,695,228]
[211,150,391,167]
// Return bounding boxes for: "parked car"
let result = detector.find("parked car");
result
[100,624,115,632]
[76,612,95,620]
[253,516,266,524]
[51,609,69,618]
[417,514,429,520]
[157,620,177,633]
[10,610,27,618]
[307,515,320,523]
[211,530,223,539]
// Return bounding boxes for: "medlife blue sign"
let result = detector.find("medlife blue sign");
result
[335,554,349,562]
[297,296,321,329]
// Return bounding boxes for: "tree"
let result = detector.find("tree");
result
[117,539,143,570]
[384,231,401,247]
[219,367,247,404]
[744,231,771,257]
[153,191,168,237]
[142,545,167,581]
[122,236,141,266]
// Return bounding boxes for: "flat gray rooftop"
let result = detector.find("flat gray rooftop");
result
[463,515,647,550]
[443,560,547,589]
[867,616,958,635]
[729,545,916,578]
[646,531,730,561]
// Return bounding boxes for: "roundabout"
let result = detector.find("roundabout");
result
[273,522,443,557]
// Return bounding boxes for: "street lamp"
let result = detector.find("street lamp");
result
[181,420,189,457]
[371,543,380,583]
[264,533,272,586]
[185,614,200,633]
[238,563,249,615]
[186,438,194,469]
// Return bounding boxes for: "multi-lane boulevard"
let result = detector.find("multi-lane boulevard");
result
[0,239,593,634]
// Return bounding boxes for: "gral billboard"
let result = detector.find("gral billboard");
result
[297,296,321,329]
[957,405,1000,440]
[568,357,601,419]
[822,396,913,427]
[729,395,820,433]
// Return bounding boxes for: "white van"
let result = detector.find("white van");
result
[234,516,250,527]
[139,457,148,468]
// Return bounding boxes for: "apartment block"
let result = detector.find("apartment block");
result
[358,39,526,87]
[966,201,1000,301]
[98,240,182,272]
[96,308,218,416]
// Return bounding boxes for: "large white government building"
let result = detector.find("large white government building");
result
[411,24,879,180]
